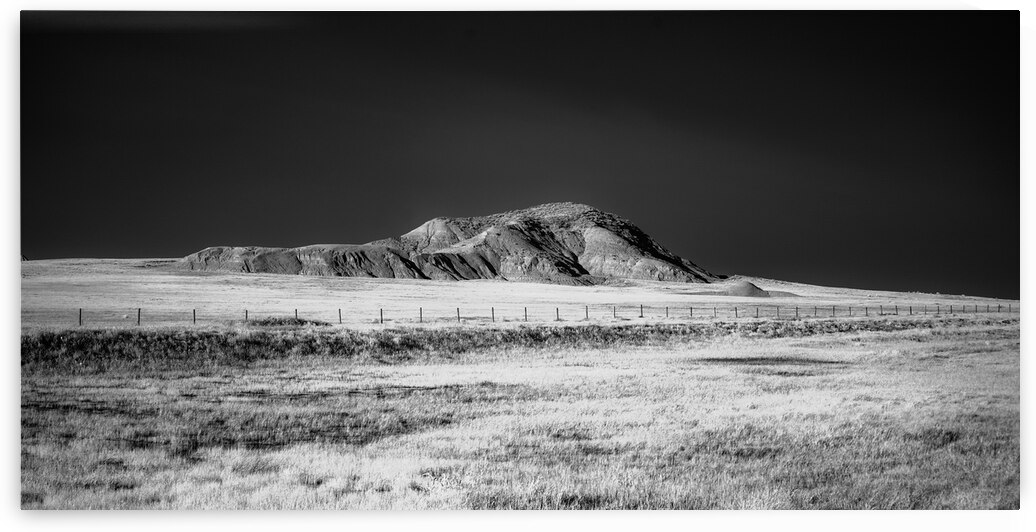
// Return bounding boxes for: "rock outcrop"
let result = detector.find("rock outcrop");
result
[183,202,716,284]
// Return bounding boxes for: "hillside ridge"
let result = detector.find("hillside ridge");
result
[183,202,716,285]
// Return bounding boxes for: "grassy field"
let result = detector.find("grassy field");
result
[21,314,1019,509]
[20,259,1018,331]
[20,260,1021,509]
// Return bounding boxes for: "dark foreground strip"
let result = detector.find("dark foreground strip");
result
[22,317,1016,374]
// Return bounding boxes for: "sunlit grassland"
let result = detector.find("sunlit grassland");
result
[22,259,1018,332]
[21,317,1019,509]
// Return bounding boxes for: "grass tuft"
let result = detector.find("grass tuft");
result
[249,317,330,328]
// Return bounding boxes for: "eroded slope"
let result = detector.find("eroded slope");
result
[184,202,716,284]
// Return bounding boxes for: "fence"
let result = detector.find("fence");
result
[22,302,1019,329]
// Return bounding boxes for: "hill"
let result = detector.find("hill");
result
[724,280,771,297]
[183,202,716,285]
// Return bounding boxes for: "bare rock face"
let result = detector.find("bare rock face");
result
[183,202,716,284]
[185,245,425,279]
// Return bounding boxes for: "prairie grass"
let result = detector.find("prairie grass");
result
[249,317,332,327]
[21,316,1012,375]
[22,258,1019,331]
[21,316,1019,509]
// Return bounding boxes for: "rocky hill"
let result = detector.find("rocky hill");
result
[183,202,716,285]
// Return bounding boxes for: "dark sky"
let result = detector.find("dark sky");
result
[21,11,1019,298]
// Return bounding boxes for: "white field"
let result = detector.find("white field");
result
[20,258,1021,509]
[20,259,1019,331]
[22,315,1021,509]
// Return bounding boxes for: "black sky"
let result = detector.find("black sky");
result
[21,11,1019,298]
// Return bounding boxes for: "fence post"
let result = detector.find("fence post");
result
[814,306,817,317]
[640,305,644,318]
[848,306,851,317]
[908,306,911,315]
[556,308,560,321]
[879,305,883,315]
[613,306,616,319]
[193,309,196,324]
[756,307,759,318]
[777,306,780,319]
[339,308,343,324]
[458,308,461,322]
[895,305,899,316]
[79,308,82,326]
[295,309,298,320]
[491,307,495,322]
[689,307,693,317]
[735,307,738,318]
[713,307,717,318]
[795,307,799,318]
[997,304,1001,313]
[380,309,384,324]
[665,306,669,318]
[586,306,589,320]
[137,308,141,326]
[525,307,528,322]
[245,309,248,321]
[419,307,422,323]
[865,307,868,317]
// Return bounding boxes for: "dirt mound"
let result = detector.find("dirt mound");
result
[725,281,771,297]
[183,202,717,285]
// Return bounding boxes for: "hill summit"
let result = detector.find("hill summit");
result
[183,202,716,285]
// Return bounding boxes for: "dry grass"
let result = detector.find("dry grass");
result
[20,259,1016,331]
[22,316,1008,375]
[21,316,1019,509]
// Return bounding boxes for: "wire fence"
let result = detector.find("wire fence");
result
[21,302,1019,329]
